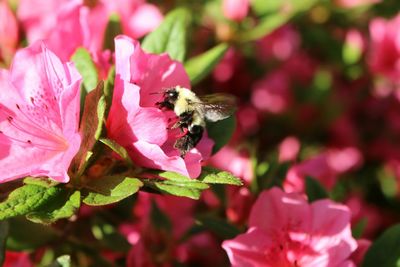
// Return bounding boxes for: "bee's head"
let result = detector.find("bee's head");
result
[164,87,179,103]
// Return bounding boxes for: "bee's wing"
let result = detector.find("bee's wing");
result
[197,93,236,122]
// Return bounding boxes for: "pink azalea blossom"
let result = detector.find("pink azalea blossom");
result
[0,0,18,64]
[222,0,249,22]
[3,251,33,267]
[368,14,400,84]
[121,192,225,266]
[209,146,253,183]
[222,187,358,267]
[335,0,381,8]
[350,239,371,265]
[284,147,363,193]
[256,25,301,62]
[278,136,301,162]
[18,0,162,61]
[0,41,82,183]
[106,35,213,178]
[251,71,292,114]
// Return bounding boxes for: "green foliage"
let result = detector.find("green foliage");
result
[6,217,57,250]
[305,176,329,202]
[0,184,64,220]
[142,8,190,62]
[193,216,241,240]
[352,218,368,239]
[362,224,400,267]
[0,221,8,266]
[199,167,243,185]
[207,116,236,154]
[83,176,143,206]
[91,217,131,252]
[27,191,81,224]
[73,67,115,177]
[103,13,122,51]
[143,171,209,200]
[71,48,99,111]
[99,138,133,167]
[49,255,71,267]
[184,43,229,85]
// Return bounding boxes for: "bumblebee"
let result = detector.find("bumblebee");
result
[156,86,236,157]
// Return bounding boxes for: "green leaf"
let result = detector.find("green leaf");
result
[73,67,115,177]
[206,116,236,154]
[49,255,71,267]
[27,191,81,224]
[184,43,229,85]
[7,217,57,251]
[362,224,400,267]
[141,8,190,62]
[150,201,172,231]
[103,13,122,51]
[83,176,143,206]
[352,218,368,239]
[305,176,329,202]
[194,216,241,239]
[23,177,59,188]
[0,221,8,266]
[99,138,133,167]
[71,48,99,109]
[199,167,242,185]
[143,172,209,200]
[238,13,289,42]
[0,184,63,220]
[91,217,131,252]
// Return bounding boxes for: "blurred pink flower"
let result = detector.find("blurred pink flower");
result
[222,0,249,22]
[3,251,32,267]
[345,29,366,55]
[222,187,358,267]
[251,71,292,114]
[226,186,254,224]
[335,0,381,8]
[109,1,163,39]
[278,136,301,162]
[350,239,371,266]
[345,195,383,238]
[284,147,363,193]
[368,14,400,84]
[121,192,225,266]
[256,25,301,62]
[0,41,82,183]
[0,0,18,64]
[209,146,253,183]
[106,35,213,178]
[18,0,163,61]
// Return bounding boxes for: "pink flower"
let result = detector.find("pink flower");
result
[222,187,358,267]
[222,0,249,22]
[121,192,225,266]
[106,35,213,178]
[209,146,253,183]
[278,136,301,162]
[335,0,381,8]
[251,71,292,114]
[109,0,163,39]
[256,25,301,62]
[0,41,82,183]
[0,0,18,64]
[18,0,163,60]
[18,0,108,61]
[3,251,33,267]
[368,15,400,84]
[350,239,371,266]
[284,147,362,193]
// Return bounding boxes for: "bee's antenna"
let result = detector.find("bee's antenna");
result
[149,92,162,95]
